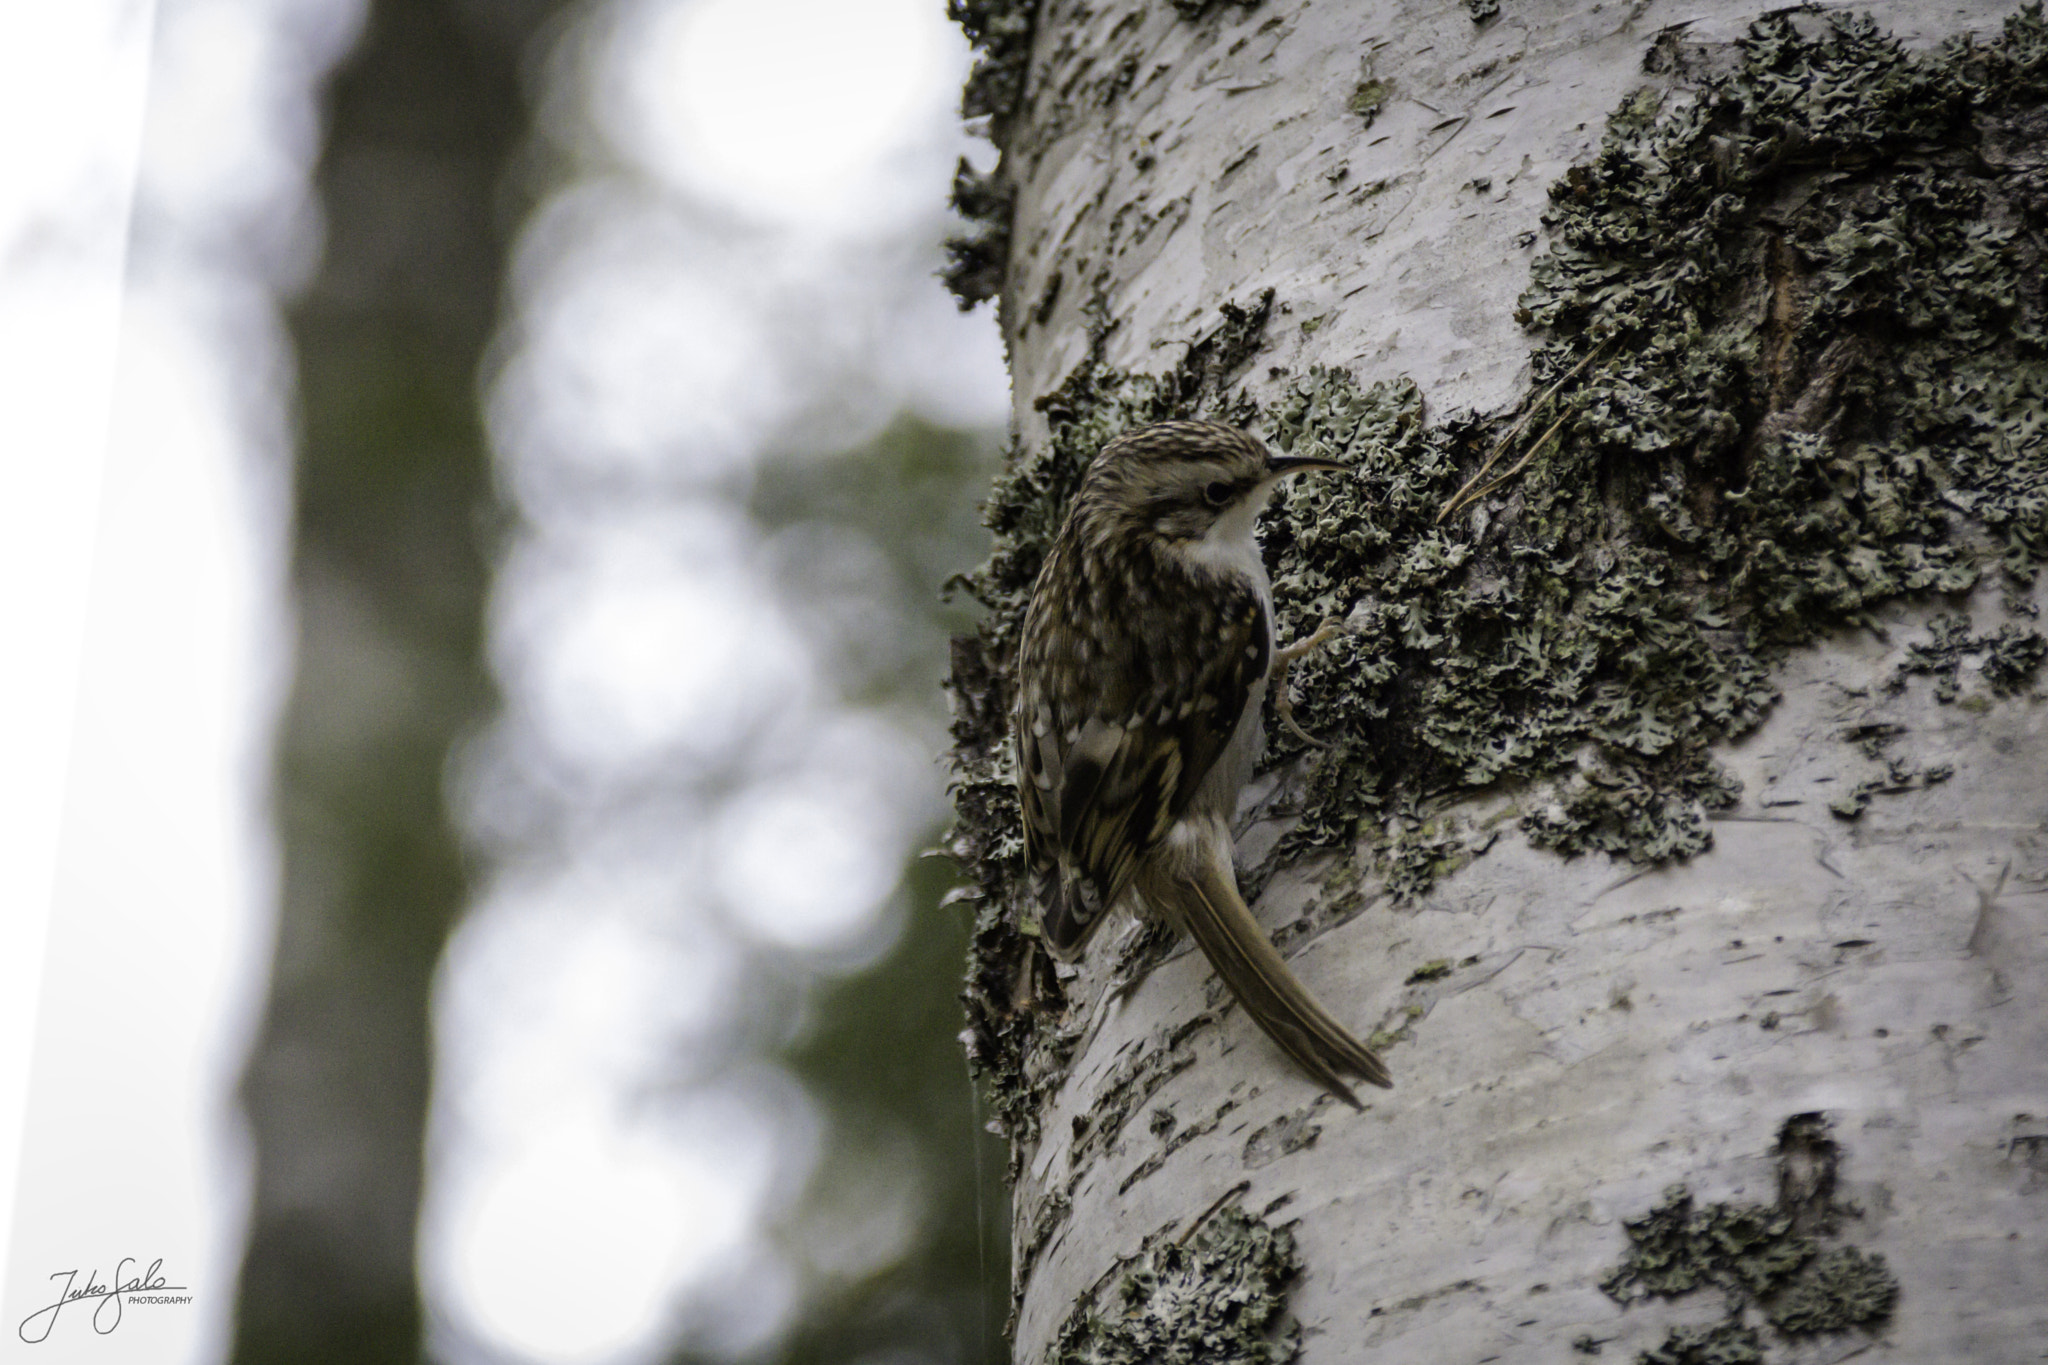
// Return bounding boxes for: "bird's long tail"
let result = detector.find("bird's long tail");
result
[1140,835,1392,1108]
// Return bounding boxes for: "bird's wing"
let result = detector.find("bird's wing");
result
[1016,553,1270,956]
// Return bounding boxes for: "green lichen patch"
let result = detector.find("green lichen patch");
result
[1600,1115,1898,1361]
[1827,754,1953,820]
[1981,624,2048,691]
[1265,6,2048,870]
[1367,1003,1426,1054]
[949,0,1035,143]
[943,0,1036,306]
[1637,1321,1764,1365]
[1890,610,2048,700]
[1051,1205,1302,1365]
[944,156,1014,309]
[1601,1187,1813,1304]
[1258,366,1765,868]
[1765,1245,1898,1335]
[1515,6,2048,593]
[1349,78,1392,125]
[943,629,1043,1146]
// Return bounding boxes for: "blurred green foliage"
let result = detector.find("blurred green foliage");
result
[751,416,1003,713]
[745,415,1011,1365]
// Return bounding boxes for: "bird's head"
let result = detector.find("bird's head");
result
[1074,419,1345,549]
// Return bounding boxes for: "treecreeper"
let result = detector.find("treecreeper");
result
[1013,419,1392,1106]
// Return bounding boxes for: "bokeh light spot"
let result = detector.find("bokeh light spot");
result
[450,1118,749,1365]
[500,512,809,771]
[618,0,957,222]
[717,781,902,951]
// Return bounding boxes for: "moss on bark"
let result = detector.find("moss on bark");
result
[1601,1115,1898,1360]
[1049,1203,1302,1365]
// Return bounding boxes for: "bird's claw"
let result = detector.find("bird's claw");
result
[1273,617,1347,750]
[1273,617,1345,666]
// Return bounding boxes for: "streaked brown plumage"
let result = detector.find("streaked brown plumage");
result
[1014,420,1392,1105]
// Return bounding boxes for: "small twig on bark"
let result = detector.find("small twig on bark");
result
[1437,334,1613,523]
[1459,405,1573,509]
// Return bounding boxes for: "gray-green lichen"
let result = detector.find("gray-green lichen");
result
[944,0,1036,306]
[947,7,2048,1136]
[1268,5,2048,865]
[1602,1115,1898,1361]
[949,0,1035,143]
[1349,78,1392,125]
[945,155,1015,310]
[1890,610,2048,700]
[1259,365,1764,867]
[1765,1245,1898,1334]
[1050,1204,1302,1365]
[1602,1190,1815,1304]
[1826,753,1952,819]
[1636,1321,1764,1365]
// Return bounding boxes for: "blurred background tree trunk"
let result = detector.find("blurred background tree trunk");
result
[231,2,562,1360]
[229,4,1012,1363]
[948,0,2048,1359]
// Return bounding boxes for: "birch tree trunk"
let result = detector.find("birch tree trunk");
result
[945,0,2048,1360]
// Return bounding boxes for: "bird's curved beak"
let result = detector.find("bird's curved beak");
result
[1265,454,1347,478]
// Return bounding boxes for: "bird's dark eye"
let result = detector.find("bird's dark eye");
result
[1202,480,1234,509]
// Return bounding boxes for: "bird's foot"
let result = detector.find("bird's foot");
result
[1272,618,1345,749]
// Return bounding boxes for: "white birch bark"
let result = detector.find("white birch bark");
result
[991,0,2048,1358]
